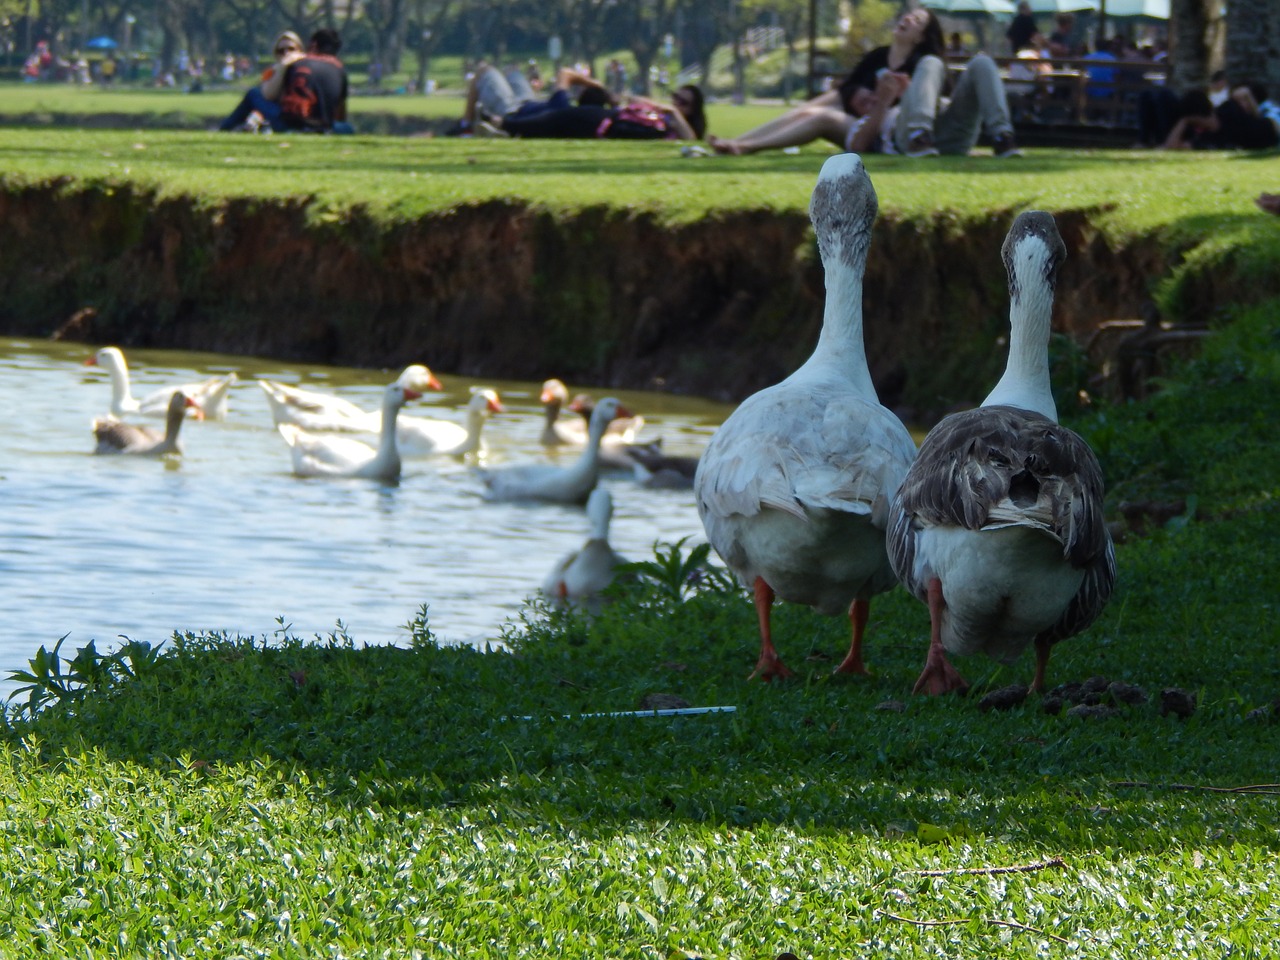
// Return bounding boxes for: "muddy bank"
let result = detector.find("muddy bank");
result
[0,181,1243,413]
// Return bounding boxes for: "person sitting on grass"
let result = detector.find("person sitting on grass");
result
[1159,83,1279,151]
[262,28,352,134]
[710,6,940,157]
[218,30,303,132]
[461,63,618,135]
[705,70,909,156]
[492,84,706,141]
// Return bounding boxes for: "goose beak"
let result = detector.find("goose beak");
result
[425,373,443,391]
[184,397,205,420]
[539,387,557,403]
[84,356,99,367]
[488,397,505,413]
[403,387,423,401]
[614,404,634,419]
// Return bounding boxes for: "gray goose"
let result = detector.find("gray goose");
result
[886,211,1115,695]
[93,390,198,455]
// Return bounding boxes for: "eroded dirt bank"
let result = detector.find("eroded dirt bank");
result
[0,182,1217,412]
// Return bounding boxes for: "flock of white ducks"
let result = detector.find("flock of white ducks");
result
[696,154,1113,695]
[85,350,652,612]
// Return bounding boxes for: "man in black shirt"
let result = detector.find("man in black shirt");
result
[275,28,351,133]
[1006,2,1039,54]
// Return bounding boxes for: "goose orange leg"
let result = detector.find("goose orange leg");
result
[912,578,969,695]
[833,598,871,676]
[1031,635,1052,693]
[750,577,795,681]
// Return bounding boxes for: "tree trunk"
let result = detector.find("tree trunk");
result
[1169,0,1214,93]
[1224,0,1273,93]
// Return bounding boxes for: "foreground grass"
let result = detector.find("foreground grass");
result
[2,302,1277,958]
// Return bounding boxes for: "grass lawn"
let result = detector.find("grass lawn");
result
[0,80,798,138]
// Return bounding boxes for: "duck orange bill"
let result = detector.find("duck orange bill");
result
[615,404,634,419]
[426,373,443,390]
[84,356,99,366]
[403,388,423,401]
[185,397,205,420]
[488,397,505,413]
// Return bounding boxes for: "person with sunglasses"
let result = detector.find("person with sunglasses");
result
[217,30,303,132]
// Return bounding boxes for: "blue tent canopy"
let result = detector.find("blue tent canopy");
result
[85,36,119,50]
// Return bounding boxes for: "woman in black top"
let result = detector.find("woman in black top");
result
[708,8,943,156]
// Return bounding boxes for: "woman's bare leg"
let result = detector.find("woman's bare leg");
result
[720,108,853,155]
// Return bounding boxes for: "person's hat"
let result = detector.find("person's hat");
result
[274,31,303,51]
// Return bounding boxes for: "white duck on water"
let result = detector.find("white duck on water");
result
[481,396,633,504]
[541,487,630,613]
[393,387,504,457]
[92,390,200,456]
[86,346,237,420]
[258,364,443,432]
[275,382,422,481]
[886,211,1115,696]
[693,154,917,681]
[538,379,644,447]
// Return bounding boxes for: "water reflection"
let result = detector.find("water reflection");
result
[0,337,732,698]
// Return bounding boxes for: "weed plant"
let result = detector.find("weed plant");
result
[1,298,1277,957]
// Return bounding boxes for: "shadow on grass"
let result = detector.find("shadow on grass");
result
[6,500,1279,851]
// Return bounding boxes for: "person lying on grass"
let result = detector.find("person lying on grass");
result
[463,63,619,135]
[490,84,706,141]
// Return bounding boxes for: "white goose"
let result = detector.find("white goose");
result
[275,382,422,481]
[481,396,633,504]
[538,379,644,447]
[694,154,917,681]
[395,388,504,457]
[86,346,238,420]
[541,487,630,613]
[886,211,1115,696]
[258,364,443,432]
[93,391,199,456]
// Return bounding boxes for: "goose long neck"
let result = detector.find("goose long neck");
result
[809,263,875,396]
[983,274,1057,420]
[570,411,611,480]
[375,398,402,464]
[110,362,135,415]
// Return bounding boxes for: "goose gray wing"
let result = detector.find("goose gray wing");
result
[890,405,1112,589]
[92,417,160,454]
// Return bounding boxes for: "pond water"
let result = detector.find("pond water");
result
[0,337,735,700]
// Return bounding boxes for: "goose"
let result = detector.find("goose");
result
[886,211,1115,696]
[258,365,443,432]
[629,444,700,490]
[93,390,199,456]
[541,487,630,613]
[538,379,644,447]
[85,346,238,420]
[693,154,917,681]
[395,388,504,457]
[481,396,633,504]
[275,382,422,481]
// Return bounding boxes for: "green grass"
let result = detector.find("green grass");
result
[2,300,1278,957]
[0,125,1273,227]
